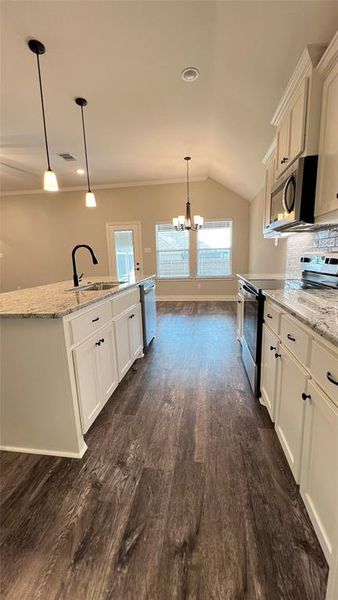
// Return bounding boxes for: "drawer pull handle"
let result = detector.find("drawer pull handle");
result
[266,313,273,319]
[92,317,100,323]
[302,393,311,401]
[327,372,338,386]
[275,353,281,359]
[270,345,276,351]
[287,334,296,342]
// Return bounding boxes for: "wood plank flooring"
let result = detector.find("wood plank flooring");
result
[0,301,328,599]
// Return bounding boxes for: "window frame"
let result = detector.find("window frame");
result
[196,219,233,279]
[155,223,191,280]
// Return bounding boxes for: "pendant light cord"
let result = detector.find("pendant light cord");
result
[36,53,51,170]
[186,158,190,202]
[80,105,91,193]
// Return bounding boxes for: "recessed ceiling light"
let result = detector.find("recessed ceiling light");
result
[76,168,85,175]
[181,67,199,82]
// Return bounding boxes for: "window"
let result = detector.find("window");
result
[197,220,232,277]
[156,223,190,278]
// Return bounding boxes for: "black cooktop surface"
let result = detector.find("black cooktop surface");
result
[242,277,337,293]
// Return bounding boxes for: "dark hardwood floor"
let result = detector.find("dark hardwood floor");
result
[0,301,328,599]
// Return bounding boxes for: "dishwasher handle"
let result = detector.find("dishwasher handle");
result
[144,285,155,295]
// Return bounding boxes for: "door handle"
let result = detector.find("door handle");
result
[327,372,338,386]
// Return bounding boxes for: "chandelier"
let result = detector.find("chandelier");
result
[173,157,203,231]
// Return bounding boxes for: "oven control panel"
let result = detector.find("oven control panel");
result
[301,252,338,275]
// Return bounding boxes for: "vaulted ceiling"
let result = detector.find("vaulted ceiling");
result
[1,1,337,198]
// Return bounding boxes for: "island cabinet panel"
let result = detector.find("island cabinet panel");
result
[129,303,143,360]
[114,303,143,381]
[300,380,338,565]
[73,322,119,433]
[96,325,119,406]
[73,334,102,434]
[260,325,280,422]
[275,346,309,484]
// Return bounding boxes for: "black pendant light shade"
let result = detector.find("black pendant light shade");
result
[75,97,96,207]
[28,39,58,192]
[173,157,203,230]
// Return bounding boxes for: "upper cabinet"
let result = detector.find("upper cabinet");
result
[314,32,338,220]
[275,78,308,178]
[262,34,338,234]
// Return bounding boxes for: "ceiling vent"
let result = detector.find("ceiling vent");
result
[58,152,76,161]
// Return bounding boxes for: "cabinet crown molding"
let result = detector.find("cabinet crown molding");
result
[271,43,327,127]
[262,139,277,166]
[317,31,338,78]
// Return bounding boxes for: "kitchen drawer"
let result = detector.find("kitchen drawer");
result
[264,302,282,335]
[70,301,112,345]
[111,287,140,318]
[310,340,338,407]
[280,314,311,366]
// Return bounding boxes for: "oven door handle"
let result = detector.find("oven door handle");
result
[242,284,257,296]
[282,174,295,214]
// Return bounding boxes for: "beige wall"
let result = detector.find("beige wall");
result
[0,177,249,297]
[248,187,287,274]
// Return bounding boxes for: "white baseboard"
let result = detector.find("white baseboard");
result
[157,295,237,301]
[0,442,88,459]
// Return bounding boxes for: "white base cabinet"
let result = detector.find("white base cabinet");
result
[300,380,338,565]
[260,325,279,421]
[275,346,309,484]
[114,304,143,381]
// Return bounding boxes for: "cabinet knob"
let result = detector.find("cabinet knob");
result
[95,340,101,347]
[302,393,311,401]
[280,157,288,164]
[129,314,135,319]
[275,352,281,358]
[270,345,277,351]
[100,338,105,344]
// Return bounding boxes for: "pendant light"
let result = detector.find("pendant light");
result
[173,157,203,231]
[75,97,96,208]
[28,39,58,192]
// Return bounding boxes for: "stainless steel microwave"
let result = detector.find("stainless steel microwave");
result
[265,155,318,233]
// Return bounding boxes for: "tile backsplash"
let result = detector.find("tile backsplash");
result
[286,225,338,278]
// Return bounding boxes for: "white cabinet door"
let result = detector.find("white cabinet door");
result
[275,79,308,178]
[288,78,308,164]
[260,325,279,422]
[96,324,118,406]
[236,293,244,342]
[275,114,290,178]
[73,335,101,434]
[263,153,275,230]
[128,303,143,360]
[315,61,338,217]
[300,380,338,565]
[275,347,309,483]
[114,312,132,381]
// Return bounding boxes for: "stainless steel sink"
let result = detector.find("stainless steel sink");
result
[66,281,125,292]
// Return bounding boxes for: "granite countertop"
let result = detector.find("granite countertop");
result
[0,275,156,319]
[263,286,338,348]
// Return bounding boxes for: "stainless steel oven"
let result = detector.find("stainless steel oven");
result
[241,282,264,397]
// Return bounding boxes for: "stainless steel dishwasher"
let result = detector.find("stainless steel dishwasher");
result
[140,279,157,351]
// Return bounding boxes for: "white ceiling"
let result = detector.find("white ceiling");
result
[1,1,337,199]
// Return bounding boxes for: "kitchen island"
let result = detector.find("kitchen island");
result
[0,275,155,458]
